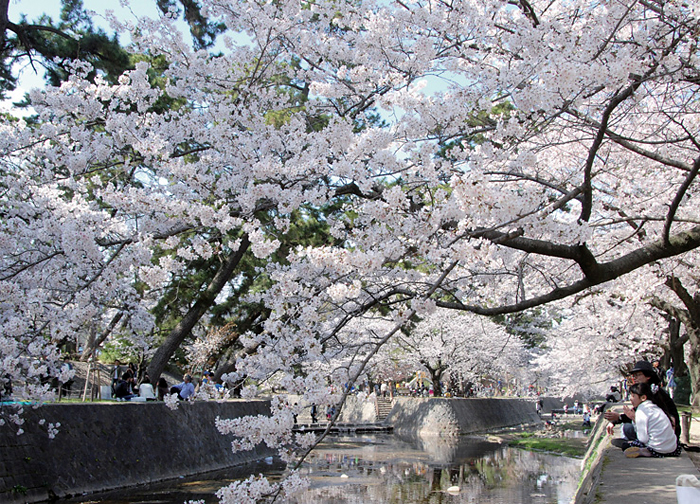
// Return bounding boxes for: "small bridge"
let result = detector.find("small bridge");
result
[293,423,393,434]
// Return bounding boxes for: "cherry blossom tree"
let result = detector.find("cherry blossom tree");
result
[1,0,700,499]
[376,309,530,396]
[531,286,667,398]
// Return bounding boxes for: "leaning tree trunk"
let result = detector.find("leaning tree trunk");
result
[146,235,250,382]
[80,310,125,361]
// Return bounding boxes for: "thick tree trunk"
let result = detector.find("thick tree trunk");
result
[146,235,250,382]
[425,364,444,396]
[661,276,700,407]
[668,317,689,377]
[686,327,700,408]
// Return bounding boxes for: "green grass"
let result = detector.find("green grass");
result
[507,436,587,457]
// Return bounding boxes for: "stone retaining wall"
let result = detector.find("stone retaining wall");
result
[386,397,542,437]
[294,395,543,430]
[0,400,273,504]
[574,411,609,504]
[0,396,544,503]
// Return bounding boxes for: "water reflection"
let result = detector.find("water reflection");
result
[63,460,285,504]
[65,434,581,504]
[288,434,580,504]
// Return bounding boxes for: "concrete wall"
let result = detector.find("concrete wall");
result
[338,396,377,423]
[574,411,609,504]
[386,397,542,437]
[0,396,542,503]
[287,394,377,424]
[0,400,273,504]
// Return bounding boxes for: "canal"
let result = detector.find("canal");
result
[65,433,581,503]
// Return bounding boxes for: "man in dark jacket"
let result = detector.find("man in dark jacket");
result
[114,372,136,401]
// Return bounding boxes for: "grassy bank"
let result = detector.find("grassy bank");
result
[497,420,590,458]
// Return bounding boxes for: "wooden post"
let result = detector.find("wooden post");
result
[82,361,92,402]
[91,365,102,401]
[681,411,692,446]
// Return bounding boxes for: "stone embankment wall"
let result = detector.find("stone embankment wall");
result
[386,397,542,437]
[573,412,609,504]
[0,400,273,504]
[294,395,542,432]
[0,396,542,503]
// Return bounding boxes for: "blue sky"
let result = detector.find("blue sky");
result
[10,0,159,28]
[6,1,162,101]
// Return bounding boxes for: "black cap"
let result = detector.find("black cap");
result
[630,361,655,374]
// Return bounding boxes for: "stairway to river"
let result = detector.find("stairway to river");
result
[375,396,393,421]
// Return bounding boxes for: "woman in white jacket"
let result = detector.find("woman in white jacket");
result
[618,382,681,458]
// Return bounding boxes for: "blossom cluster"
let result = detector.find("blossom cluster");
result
[1,0,699,499]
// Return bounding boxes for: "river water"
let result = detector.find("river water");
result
[67,433,581,504]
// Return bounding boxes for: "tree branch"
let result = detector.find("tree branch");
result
[664,155,700,246]
[438,225,700,315]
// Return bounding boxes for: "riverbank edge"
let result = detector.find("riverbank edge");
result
[0,400,275,504]
[573,412,609,504]
[0,396,543,503]
[573,405,700,504]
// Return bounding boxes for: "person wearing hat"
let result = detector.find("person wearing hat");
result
[604,360,681,441]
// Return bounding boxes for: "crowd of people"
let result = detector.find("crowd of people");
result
[109,360,224,403]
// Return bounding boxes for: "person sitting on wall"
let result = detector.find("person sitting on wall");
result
[138,377,156,400]
[606,386,622,402]
[170,374,195,400]
[114,372,137,401]
[156,377,169,401]
[609,382,681,458]
[604,360,680,441]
